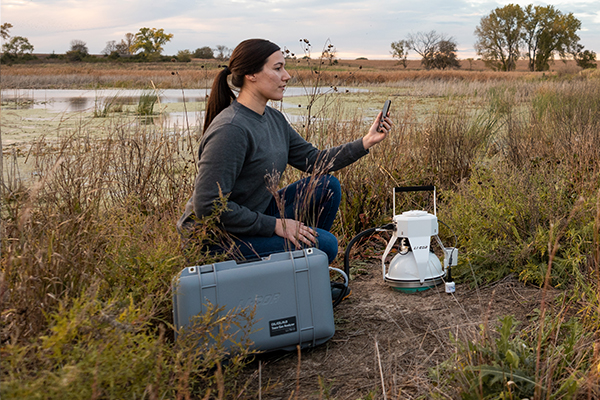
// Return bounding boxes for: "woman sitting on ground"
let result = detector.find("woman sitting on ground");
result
[177,38,392,264]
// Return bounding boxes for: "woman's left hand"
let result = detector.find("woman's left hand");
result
[363,111,392,150]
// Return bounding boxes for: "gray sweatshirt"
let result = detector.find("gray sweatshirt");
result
[177,100,368,237]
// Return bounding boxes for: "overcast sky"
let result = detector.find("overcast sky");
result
[2,0,599,60]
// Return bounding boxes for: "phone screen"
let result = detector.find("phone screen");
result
[379,100,391,132]
[382,100,391,118]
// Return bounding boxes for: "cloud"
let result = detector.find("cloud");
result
[2,0,599,57]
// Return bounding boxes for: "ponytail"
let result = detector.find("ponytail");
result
[202,39,281,133]
[203,67,235,133]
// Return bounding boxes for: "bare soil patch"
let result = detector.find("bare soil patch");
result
[242,264,547,399]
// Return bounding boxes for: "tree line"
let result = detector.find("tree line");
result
[391,4,597,71]
[1,24,231,64]
[2,3,598,69]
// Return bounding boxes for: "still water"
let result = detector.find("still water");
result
[1,89,209,112]
[1,87,367,126]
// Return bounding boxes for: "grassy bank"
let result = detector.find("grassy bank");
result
[1,66,599,398]
[0,59,590,89]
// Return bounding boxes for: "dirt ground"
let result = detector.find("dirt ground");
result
[241,262,547,399]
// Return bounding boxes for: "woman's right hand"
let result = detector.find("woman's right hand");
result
[363,111,392,150]
[274,218,318,249]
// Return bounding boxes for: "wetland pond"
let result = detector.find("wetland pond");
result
[1,86,391,180]
[1,87,370,129]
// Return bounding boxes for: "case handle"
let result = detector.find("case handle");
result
[393,185,437,216]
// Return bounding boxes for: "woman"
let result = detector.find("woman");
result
[177,39,392,264]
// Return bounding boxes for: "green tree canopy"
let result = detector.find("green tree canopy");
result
[572,44,597,70]
[176,49,192,62]
[429,39,461,70]
[474,3,524,71]
[1,22,13,40]
[522,4,581,71]
[193,46,214,59]
[131,27,173,56]
[390,39,410,68]
[475,4,582,72]
[2,35,34,58]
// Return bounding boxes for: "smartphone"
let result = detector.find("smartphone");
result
[379,100,391,132]
[381,100,391,118]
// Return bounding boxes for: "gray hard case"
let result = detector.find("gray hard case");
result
[172,248,335,352]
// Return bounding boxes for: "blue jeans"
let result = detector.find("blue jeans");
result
[224,175,341,264]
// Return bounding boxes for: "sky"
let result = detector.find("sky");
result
[1,0,599,60]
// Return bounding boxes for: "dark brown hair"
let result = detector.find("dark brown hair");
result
[203,39,281,132]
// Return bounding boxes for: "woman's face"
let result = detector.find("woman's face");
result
[246,50,291,102]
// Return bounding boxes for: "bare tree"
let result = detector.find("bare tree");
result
[407,31,442,61]
[214,45,232,61]
[70,39,89,55]
[123,33,135,55]
[407,31,458,70]
[66,39,88,61]
[102,40,118,56]
[102,35,134,57]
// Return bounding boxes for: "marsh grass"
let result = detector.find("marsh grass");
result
[432,196,600,399]
[2,66,600,398]
[1,115,266,397]
[2,124,193,337]
[3,60,596,90]
[93,92,123,117]
[136,89,158,117]
[0,63,223,89]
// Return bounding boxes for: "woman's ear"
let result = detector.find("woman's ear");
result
[245,74,257,82]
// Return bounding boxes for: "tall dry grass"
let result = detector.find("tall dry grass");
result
[1,68,600,398]
[2,59,593,89]
[0,63,220,89]
[1,117,262,398]
[2,119,195,338]
[283,74,599,398]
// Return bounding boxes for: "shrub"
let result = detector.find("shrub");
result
[432,313,598,399]
[193,46,214,59]
[176,50,192,63]
[1,291,260,399]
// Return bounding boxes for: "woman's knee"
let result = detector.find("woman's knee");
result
[315,229,338,264]
[319,175,341,202]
